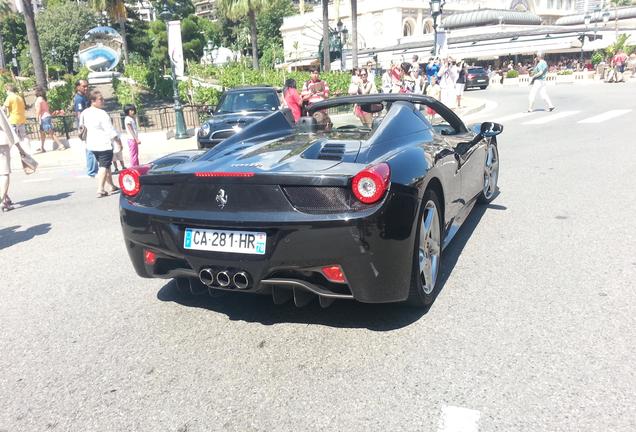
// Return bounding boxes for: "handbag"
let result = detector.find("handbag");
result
[78,113,87,141]
[16,144,38,175]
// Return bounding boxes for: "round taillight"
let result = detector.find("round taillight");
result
[351,162,391,204]
[118,165,150,197]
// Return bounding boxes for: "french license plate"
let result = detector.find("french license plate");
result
[184,228,266,255]
[477,79,486,82]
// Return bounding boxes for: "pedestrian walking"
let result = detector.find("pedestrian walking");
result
[34,87,66,152]
[0,108,16,212]
[282,79,302,122]
[528,52,555,113]
[74,79,98,177]
[80,91,122,198]
[611,49,628,83]
[455,60,467,109]
[2,84,29,152]
[123,104,141,166]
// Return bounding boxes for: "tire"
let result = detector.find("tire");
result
[407,189,443,307]
[477,142,499,204]
[479,85,487,90]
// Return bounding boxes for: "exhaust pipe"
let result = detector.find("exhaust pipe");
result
[217,271,231,287]
[198,268,215,286]
[233,271,249,289]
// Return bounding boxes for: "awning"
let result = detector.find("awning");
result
[442,9,542,30]
[556,6,636,26]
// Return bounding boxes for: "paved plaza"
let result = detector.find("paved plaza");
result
[1,83,635,432]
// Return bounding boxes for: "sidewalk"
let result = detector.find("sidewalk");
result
[9,96,486,172]
[10,130,198,171]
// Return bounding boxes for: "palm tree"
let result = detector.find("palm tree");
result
[90,0,129,65]
[610,0,632,33]
[322,0,330,72]
[350,0,357,69]
[218,0,266,70]
[21,0,47,88]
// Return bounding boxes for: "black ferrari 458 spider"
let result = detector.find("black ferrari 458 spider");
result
[119,94,502,308]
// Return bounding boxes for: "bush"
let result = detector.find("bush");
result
[47,82,74,111]
[556,70,574,75]
[505,70,519,79]
[591,51,604,66]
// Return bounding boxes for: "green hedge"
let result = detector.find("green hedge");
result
[505,70,519,79]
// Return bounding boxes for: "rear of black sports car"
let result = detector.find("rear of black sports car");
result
[119,152,421,305]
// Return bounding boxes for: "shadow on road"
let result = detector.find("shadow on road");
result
[157,283,428,331]
[437,196,507,290]
[155,196,507,330]
[16,192,73,208]
[0,224,52,250]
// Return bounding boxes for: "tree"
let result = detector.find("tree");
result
[0,13,28,70]
[322,0,329,71]
[90,0,129,64]
[218,0,268,70]
[351,0,358,69]
[256,0,295,49]
[22,0,47,87]
[36,3,97,73]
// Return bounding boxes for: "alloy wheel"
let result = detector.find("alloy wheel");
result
[418,200,441,295]
[483,144,499,200]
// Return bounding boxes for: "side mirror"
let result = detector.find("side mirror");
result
[480,122,503,137]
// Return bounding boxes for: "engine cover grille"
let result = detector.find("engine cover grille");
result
[283,186,369,213]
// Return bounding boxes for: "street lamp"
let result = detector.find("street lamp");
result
[430,0,445,57]
[336,19,348,70]
[602,10,610,26]
[159,0,188,140]
[580,13,591,67]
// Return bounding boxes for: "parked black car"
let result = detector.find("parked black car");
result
[466,67,490,90]
[197,86,281,149]
[118,94,503,309]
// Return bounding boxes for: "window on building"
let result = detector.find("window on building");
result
[403,21,414,37]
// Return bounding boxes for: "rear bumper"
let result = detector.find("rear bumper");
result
[466,78,489,88]
[120,186,421,303]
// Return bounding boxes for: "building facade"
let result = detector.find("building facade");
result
[280,0,632,69]
[194,0,217,20]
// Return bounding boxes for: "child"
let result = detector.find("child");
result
[124,104,140,167]
[425,76,441,122]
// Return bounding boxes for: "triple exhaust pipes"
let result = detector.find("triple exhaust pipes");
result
[198,268,250,290]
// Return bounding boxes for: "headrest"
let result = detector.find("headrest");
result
[297,116,316,133]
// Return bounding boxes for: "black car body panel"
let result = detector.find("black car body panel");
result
[197,86,281,149]
[121,94,501,305]
[466,67,490,89]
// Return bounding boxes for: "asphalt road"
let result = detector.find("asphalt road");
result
[1,83,635,432]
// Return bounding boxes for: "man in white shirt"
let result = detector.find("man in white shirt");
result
[80,91,123,198]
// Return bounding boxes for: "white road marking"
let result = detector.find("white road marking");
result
[22,177,52,183]
[462,99,498,121]
[438,405,481,432]
[523,110,580,125]
[491,111,535,123]
[578,109,632,124]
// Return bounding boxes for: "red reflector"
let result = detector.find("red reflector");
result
[321,265,347,283]
[143,249,157,265]
[194,172,255,177]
